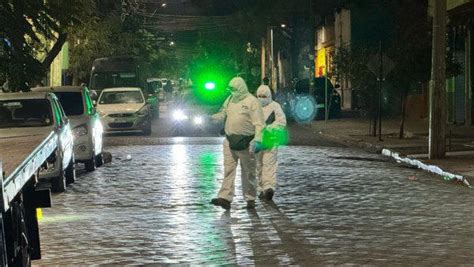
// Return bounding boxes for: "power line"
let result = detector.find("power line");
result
[136,11,240,32]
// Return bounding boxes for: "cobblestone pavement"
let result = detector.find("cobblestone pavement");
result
[34,141,474,265]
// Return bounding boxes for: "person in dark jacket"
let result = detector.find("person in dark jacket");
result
[163,80,173,101]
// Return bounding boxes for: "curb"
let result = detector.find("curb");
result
[318,132,383,153]
[317,131,472,188]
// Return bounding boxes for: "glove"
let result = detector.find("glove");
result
[254,141,263,154]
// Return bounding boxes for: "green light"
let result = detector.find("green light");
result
[204,82,216,90]
[190,58,233,104]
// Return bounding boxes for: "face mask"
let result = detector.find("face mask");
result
[259,97,271,106]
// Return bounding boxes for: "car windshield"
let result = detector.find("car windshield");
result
[0,99,53,128]
[99,91,144,104]
[91,72,138,90]
[54,92,84,116]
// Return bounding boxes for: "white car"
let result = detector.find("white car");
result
[32,86,104,172]
[0,92,75,192]
[96,87,152,135]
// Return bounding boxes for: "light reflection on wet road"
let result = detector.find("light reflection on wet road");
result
[34,140,474,265]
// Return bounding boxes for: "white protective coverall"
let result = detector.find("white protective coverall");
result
[212,77,264,202]
[256,85,287,193]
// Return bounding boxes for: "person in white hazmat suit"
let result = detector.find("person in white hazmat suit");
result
[256,85,287,201]
[210,77,265,210]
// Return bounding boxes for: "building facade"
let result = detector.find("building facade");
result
[445,0,473,125]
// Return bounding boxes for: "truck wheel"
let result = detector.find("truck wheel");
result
[65,158,76,185]
[51,166,66,193]
[95,153,104,167]
[12,202,30,267]
[85,150,96,172]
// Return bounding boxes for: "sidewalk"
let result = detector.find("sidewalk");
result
[309,115,474,187]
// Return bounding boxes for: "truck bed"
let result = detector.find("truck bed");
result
[0,130,57,212]
[0,134,50,179]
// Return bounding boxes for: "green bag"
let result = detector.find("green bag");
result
[262,127,288,149]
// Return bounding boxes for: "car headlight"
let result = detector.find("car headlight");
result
[137,106,149,116]
[73,124,88,137]
[173,109,188,121]
[193,116,203,125]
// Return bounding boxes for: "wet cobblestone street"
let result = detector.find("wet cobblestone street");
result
[35,140,474,265]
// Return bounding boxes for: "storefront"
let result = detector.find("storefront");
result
[447,1,473,125]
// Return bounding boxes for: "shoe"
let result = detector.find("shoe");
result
[264,188,274,201]
[211,198,231,210]
[246,200,256,209]
[258,192,264,199]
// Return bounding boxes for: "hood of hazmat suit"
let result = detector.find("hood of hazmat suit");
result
[256,85,272,107]
[228,77,250,103]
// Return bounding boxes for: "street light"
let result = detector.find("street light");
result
[269,24,285,89]
[270,27,275,89]
[161,3,167,7]
[169,41,175,46]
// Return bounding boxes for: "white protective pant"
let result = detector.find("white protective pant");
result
[217,139,257,202]
[256,148,278,193]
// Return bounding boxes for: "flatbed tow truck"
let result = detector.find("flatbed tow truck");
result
[0,92,74,266]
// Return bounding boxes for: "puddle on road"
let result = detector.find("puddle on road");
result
[34,144,474,265]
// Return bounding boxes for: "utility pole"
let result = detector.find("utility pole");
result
[378,41,383,141]
[261,37,266,82]
[429,0,447,159]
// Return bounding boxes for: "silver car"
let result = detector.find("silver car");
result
[32,86,104,172]
[0,92,75,192]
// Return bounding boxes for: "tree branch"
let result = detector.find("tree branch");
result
[41,32,68,69]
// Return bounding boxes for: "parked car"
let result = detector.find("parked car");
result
[280,77,341,121]
[313,77,342,120]
[32,86,104,172]
[96,87,152,135]
[0,92,75,192]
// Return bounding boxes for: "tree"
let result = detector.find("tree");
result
[0,0,92,90]
[387,0,459,139]
[186,0,325,85]
[331,0,433,138]
[386,0,431,139]
[68,2,179,85]
[331,44,380,134]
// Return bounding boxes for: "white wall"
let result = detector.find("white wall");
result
[334,8,353,109]
[428,0,472,15]
[335,8,351,48]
